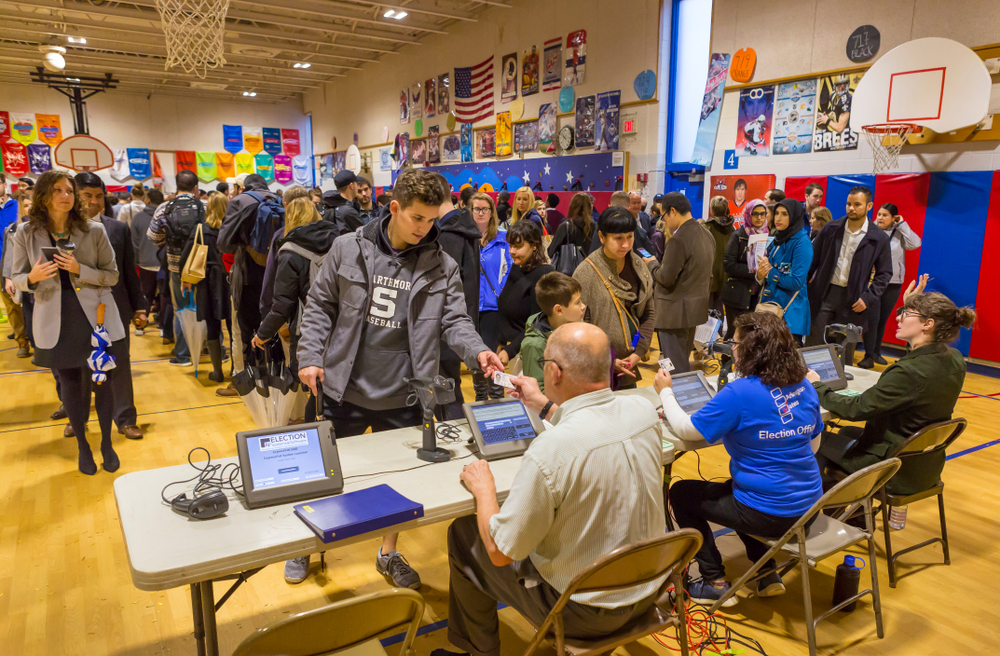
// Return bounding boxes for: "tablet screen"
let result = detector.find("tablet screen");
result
[470,402,537,445]
[245,427,326,490]
[673,375,714,414]
[802,348,842,384]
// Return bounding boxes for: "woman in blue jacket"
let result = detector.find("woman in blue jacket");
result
[471,192,511,399]
[757,198,813,340]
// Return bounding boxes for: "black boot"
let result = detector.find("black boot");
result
[207,339,225,383]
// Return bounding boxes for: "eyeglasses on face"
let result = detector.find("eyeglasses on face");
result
[472,207,491,215]
[896,307,926,320]
[537,357,563,371]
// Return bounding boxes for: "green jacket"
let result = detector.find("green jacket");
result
[520,311,553,392]
[813,342,966,495]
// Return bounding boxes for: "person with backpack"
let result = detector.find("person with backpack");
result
[320,170,363,236]
[147,169,206,366]
[217,173,284,372]
[470,192,510,400]
[251,197,336,420]
[547,193,595,274]
[131,189,164,326]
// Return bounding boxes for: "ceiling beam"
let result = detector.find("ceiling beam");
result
[217,5,422,45]
[0,78,292,104]
[308,0,479,23]
[228,0,450,35]
[226,22,400,55]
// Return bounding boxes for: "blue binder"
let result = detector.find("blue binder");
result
[293,484,424,543]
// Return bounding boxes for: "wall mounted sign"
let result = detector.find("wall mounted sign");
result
[730,48,757,83]
[847,25,881,63]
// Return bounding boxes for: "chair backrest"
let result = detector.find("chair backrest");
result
[563,529,702,599]
[892,418,967,459]
[233,588,425,656]
[784,459,902,533]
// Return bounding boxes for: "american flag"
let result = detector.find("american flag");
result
[454,56,494,124]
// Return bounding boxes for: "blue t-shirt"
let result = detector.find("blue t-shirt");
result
[691,376,824,517]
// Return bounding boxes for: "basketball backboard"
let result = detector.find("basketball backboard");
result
[53,134,114,171]
[850,37,992,134]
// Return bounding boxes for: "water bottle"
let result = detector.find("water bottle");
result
[888,506,908,530]
[832,555,864,612]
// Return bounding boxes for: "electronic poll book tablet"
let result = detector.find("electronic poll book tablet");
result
[798,344,848,391]
[463,399,544,461]
[670,371,717,414]
[236,421,343,509]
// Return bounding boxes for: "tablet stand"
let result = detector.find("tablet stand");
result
[826,324,863,380]
[405,376,457,463]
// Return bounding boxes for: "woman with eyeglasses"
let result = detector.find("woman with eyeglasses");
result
[721,199,768,340]
[809,276,974,495]
[470,193,511,399]
[654,311,824,606]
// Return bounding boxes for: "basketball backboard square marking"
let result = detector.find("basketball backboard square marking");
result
[71,149,99,170]
[887,67,946,123]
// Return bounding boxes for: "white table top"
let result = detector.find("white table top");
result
[114,368,878,592]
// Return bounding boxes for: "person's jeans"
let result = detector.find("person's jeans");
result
[169,272,190,360]
[807,284,868,347]
[473,310,503,400]
[670,479,803,581]
[322,398,423,437]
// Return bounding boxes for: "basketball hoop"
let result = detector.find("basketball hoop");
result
[862,123,915,173]
[155,0,231,78]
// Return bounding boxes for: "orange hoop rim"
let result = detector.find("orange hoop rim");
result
[862,123,919,134]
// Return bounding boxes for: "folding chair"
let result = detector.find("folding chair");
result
[708,459,902,656]
[520,528,703,656]
[877,418,966,587]
[233,587,425,656]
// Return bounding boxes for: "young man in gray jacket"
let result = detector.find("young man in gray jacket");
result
[293,168,504,588]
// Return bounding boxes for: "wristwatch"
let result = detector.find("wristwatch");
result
[540,400,554,421]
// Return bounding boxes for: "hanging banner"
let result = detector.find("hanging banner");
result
[151,151,163,183]
[400,88,410,124]
[496,112,512,157]
[196,151,217,182]
[127,148,151,179]
[538,103,557,154]
[28,143,52,174]
[223,124,243,154]
[501,53,518,103]
[595,90,621,152]
[111,149,130,181]
[10,114,37,146]
[522,46,539,97]
[773,80,817,155]
[1,142,28,177]
[254,152,274,182]
[542,38,562,92]
[281,129,301,156]
[176,151,196,174]
[575,95,596,148]
[691,53,731,167]
[0,111,10,141]
[292,154,311,184]
[244,127,263,155]
[35,114,63,145]
[273,154,293,184]
[736,85,775,157]
[564,30,587,86]
[216,152,235,178]
[437,73,450,115]
[460,123,474,163]
[235,153,254,174]
[262,128,282,155]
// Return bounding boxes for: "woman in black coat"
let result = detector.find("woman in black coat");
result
[497,220,554,366]
[547,193,597,260]
[721,199,768,340]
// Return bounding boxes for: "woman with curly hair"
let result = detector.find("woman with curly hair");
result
[655,311,824,606]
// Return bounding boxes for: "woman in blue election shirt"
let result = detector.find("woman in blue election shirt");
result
[757,198,813,341]
[470,192,511,400]
[655,312,824,606]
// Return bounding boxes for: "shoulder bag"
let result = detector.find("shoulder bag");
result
[181,223,208,284]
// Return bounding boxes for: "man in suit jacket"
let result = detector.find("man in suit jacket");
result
[76,173,147,440]
[806,185,892,353]
[647,192,715,373]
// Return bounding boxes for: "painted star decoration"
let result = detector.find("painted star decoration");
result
[543,164,551,175]
[565,171,573,182]
[522,171,531,183]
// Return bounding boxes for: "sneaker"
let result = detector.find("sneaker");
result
[686,576,737,607]
[134,329,145,336]
[857,357,875,370]
[874,355,888,365]
[756,571,786,597]
[169,357,192,367]
[376,548,421,589]
[284,556,310,583]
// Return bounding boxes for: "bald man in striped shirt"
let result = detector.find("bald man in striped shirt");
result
[440,323,670,656]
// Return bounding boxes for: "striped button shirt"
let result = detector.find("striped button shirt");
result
[489,388,668,608]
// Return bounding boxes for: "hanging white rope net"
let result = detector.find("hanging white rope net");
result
[156,0,232,78]
[862,123,915,173]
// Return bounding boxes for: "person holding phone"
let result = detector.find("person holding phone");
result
[11,170,124,475]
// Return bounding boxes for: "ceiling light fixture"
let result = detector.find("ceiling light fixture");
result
[67,36,86,44]
[67,77,81,83]
[383,9,395,17]
[242,91,257,97]
[394,11,407,19]
[293,62,311,69]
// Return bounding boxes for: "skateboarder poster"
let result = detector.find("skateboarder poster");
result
[691,53,731,166]
[735,85,774,156]
[814,72,863,152]
[501,53,518,103]
[522,46,539,97]
[563,30,586,86]
[595,90,620,152]
[575,95,596,148]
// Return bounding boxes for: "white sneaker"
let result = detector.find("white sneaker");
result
[135,329,145,336]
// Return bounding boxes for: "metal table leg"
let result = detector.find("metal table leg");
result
[191,583,206,656]
[200,581,219,656]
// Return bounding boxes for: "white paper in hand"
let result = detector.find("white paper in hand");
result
[493,371,515,389]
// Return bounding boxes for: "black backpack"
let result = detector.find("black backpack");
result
[164,195,205,249]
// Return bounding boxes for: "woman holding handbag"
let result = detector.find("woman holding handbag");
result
[756,199,813,341]
[547,193,595,273]
[470,193,511,400]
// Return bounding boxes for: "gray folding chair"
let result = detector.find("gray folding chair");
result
[519,528,703,656]
[877,418,966,587]
[708,458,902,656]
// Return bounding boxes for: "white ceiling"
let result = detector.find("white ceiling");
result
[0,0,507,103]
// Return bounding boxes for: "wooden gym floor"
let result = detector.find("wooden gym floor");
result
[1,324,998,656]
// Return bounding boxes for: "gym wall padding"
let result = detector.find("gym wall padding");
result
[787,170,999,362]
[784,176,826,203]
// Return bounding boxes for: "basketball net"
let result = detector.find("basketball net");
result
[862,123,915,173]
[155,0,231,78]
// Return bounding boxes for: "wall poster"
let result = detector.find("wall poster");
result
[575,95,596,148]
[496,112,512,157]
[814,72,864,152]
[735,85,775,156]
[773,80,816,154]
[691,53,731,167]
[595,90,620,152]
[501,53,518,103]
[563,30,586,86]
[521,45,539,97]
[476,128,496,159]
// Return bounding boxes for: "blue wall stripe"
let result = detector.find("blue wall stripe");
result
[918,171,993,355]
[825,174,877,220]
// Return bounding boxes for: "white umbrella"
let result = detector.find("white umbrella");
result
[176,289,207,377]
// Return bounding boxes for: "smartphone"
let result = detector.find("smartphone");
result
[41,247,61,262]
[637,248,653,258]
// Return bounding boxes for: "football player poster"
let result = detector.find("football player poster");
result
[814,72,863,151]
[735,85,775,157]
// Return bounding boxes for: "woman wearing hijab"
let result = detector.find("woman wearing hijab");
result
[756,198,813,341]
[721,199,768,340]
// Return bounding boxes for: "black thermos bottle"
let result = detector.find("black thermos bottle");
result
[832,555,863,612]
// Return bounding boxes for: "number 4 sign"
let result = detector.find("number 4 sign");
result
[724,150,739,170]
